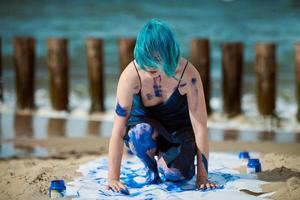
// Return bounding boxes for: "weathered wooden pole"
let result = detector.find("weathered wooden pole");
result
[221,42,244,117]
[255,43,276,116]
[223,129,239,141]
[47,38,69,111]
[0,37,2,102]
[190,39,211,115]
[295,43,300,122]
[87,120,101,136]
[14,114,33,138]
[47,118,66,137]
[118,38,136,74]
[86,38,105,113]
[13,37,36,110]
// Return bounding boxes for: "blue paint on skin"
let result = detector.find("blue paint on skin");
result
[115,101,127,117]
[191,78,197,85]
[153,75,162,97]
[179,83,187,87]
[201,154,208,174]
[158,166,184,182]
[128,123,160,184]
[146,93,154,100]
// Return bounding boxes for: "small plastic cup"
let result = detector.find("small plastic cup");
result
[48,180,66,198]
[247,158,261,174]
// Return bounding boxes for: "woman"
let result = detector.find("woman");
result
[107,19,217,193]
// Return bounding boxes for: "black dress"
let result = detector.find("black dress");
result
[123,60,198,179]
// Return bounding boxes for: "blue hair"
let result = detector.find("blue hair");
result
[134,19,181,77]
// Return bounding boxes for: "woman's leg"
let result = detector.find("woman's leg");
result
[157,142,196,182]
[127,123,160,183]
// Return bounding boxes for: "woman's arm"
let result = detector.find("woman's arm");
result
[107,63,140,192]
[185,62,217,190]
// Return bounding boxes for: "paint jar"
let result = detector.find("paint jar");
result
[238,151,250,166]
[247,159,261,174]
[48,180,66,198]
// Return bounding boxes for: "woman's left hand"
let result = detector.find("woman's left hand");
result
[195,176,218,190]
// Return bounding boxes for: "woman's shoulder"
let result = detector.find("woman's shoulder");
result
[118,61,141,94]
[178,57,201,81]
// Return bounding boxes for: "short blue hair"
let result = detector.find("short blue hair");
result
[134,19,181,77]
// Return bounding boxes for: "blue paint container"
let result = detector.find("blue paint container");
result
[247,159,261,174]
[238,151,250,159]
[48,180,66,198]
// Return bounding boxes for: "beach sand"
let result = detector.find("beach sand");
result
[0,138,299,200]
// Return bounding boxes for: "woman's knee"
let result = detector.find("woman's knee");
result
[157,155,195,181]
[128,123,157,154]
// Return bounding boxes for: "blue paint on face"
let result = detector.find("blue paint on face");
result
[191,78,197,85]
[115,101,127,117]
[153,75,162,97]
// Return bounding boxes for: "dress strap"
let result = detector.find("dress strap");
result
[177,60,189,88]
[133,60,142,92]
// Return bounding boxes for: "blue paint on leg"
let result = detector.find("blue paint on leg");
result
[128,123,160,184]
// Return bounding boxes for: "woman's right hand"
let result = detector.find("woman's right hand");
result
[106,179,128,193]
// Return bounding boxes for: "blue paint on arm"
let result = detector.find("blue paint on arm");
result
[201,154,208,174]
[191,78,197,85]
[115,101,127,117]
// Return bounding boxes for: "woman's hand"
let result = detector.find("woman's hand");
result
[196,176,218,190]
[106,179,128,193]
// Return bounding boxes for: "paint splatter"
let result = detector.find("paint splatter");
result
[115,101,128,117]
[153,75,162,97]
[191,78,197,85]
[146,93,154,100]
[68,152,269,199]
[179,83,187,87]
[191,77,199,110]
[128,123,160,183]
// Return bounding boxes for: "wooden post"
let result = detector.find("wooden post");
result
[221,42,244,117]
[86,38,105,113]
[14,114,33,138]
[47,38,69,111]
[295,43,300,122]
[0,37,2,102]
[255,43,276,116]
[190,39,211,115]
[47,118,66,137]
[118,38,136,74]
[223,129,239,141]
[87,120,101,136]
[13,37,36,110]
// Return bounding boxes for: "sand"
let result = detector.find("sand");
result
[0,138,299,200]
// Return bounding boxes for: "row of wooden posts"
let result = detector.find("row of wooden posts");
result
[0,37,299,120]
